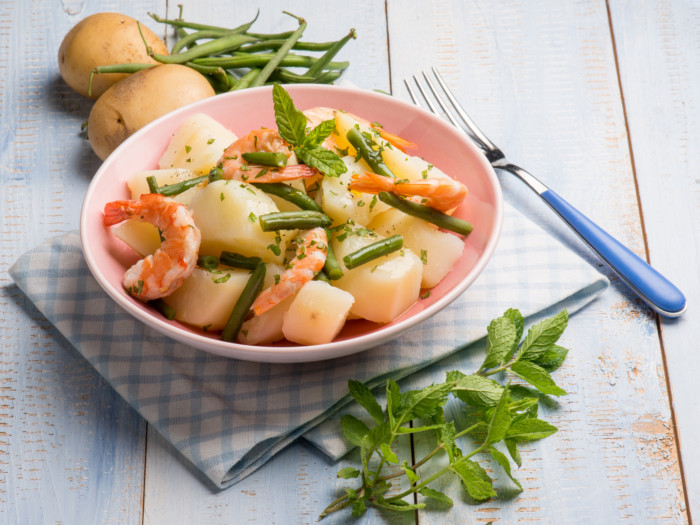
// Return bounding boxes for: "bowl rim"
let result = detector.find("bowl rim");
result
[80,84,503,362]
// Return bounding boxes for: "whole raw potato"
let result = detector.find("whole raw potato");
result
[87,64,215,160]
[58,12,168,99]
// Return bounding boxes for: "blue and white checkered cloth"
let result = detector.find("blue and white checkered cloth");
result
[9,201,607,489]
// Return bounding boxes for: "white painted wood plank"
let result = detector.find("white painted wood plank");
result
[0,1,166,524]
[387,0,687,523]
[609,0,700,520]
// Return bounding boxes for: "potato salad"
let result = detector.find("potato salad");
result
[103,85,472,346]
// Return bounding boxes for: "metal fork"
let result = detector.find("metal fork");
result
[406,67,686,317]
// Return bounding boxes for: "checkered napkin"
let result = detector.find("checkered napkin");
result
[9,202,607,489]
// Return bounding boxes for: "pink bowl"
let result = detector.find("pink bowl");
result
[80,85,502,362]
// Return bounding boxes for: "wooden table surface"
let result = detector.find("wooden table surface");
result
[1,1,698,523]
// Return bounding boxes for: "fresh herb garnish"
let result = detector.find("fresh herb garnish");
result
[272,84,347,177]
[320,308,569,519]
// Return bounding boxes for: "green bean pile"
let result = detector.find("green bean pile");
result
[91,9,356,94]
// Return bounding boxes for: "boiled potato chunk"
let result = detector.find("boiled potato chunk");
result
[127,168,200,204]
[333,110,367,151]
[319,156,389,226]
[382,148,452,185]
[282,281,355,345]
[332,226,422,323]
[369,209,464,288]
[188,179,286,263]
[162,267,252,331]
[239,295,294,345]
[163,262,283,332]
[113,219,162,257]
[158,114,237,174]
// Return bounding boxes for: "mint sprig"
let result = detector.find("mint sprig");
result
[272,84,347,177]
[320,308,570,519]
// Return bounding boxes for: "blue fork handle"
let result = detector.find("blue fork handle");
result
[540,188,686,317]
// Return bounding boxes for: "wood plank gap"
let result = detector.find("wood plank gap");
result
[409,419,419,524]
[605,2,692,524]
[384,0,393,94]
[140,425,150,525]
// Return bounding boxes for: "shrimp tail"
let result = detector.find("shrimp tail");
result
[103,200,136,226]
[373,126,417,153]
[348,172,395,194]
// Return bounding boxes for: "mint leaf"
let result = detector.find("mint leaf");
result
[393,382,452,424]
[481,314,518,369]
[305,118,336,148]
[348,379,384,423]
[386,380,401,428]
[381,443,398,464]
[449,371,504,407]
[419,487,454,506]
[451,460,496,501]
[375,498,425,512]
[510,360,567,396]
[296,145,347,177]
[337,466,361,479]
[485,384,511,445]
[488,446,522,490]
[506,418,558,443]
[440,421,458,462]
[272,83,307,145]
[530,344,569,372]
[505,438,522,467]
[351,498,366,517]
[518,309,568,361]
[400,460,419,484]
[503,308,525,360]
[340,414,369,446]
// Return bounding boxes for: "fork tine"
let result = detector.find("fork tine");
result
[429,67,497,152]
[406,69,491,154]
[419,71,461,129]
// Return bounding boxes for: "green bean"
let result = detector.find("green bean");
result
[323,233,344,279]
[141,25,259,64]
[208,166,224,182]
[251,182,323,212]
[184,62,229,89]
[193,54,349,70]
[88,63,154,96]
[219,251,263,270]
[197,255,219,270]
[149,10,259,34]
[151,298,176,320]
[342,235,404,270]
[249,12,306,87]
[147,174,207,197]
[230,68,260,91]
[306,28,356,78]
[378,191,473,235]
[246,30,295,40]
[237,39,337,54]
[221,262,266,342]
[346,126,395,178]
[241,152,288,167]
[314,269,331,283]
[171,29,229,54]
[258,211,331,231]
[270,68,341,84]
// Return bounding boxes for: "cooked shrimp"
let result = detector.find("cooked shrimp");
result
[349,171,467,212]
[251,227,328,316]
[304,107,417,153]
[103,193,201,301]
[220,128,317,182]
